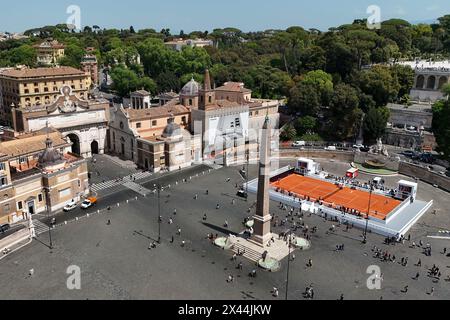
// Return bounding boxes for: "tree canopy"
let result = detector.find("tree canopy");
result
[2,14,450,143]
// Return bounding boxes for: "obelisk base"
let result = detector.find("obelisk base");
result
[251,214,273,247]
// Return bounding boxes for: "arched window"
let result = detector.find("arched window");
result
[416,75,425,89]
[427,76,436,89]
[438,76,448,89]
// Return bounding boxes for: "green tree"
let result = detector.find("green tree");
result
[156,71,181,93]
[352,65,400,106]
[280,124,297,142]
[137,38,183,77]
[326,84,362,140]
[432,99,450,159]
[294,116,317,135]
[8,44,36,67]
[58,43,84,67]
[363,107,389,144]
[288,82,321,116]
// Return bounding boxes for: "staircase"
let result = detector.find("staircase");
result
[231,241,262,263]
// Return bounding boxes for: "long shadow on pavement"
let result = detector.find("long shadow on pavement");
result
[201,222,239,237]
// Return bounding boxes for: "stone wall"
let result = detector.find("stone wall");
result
[399,162,450,192]
[279,149,355,163]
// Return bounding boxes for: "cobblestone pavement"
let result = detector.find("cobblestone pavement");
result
[0,158,449,300]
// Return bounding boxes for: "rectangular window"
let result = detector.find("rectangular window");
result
[59,188,71,199]
[19,156,27,164]
[1,176,8,187]
[38,194,43,202]
[152,120,157,126]
[18,201,23,210]
[136,123,142,129]
[4,204,10,214]
[235,118,241,127]
[0,163,5,171]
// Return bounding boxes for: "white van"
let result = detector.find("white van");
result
[325,146,337,151]
[292,141,306,147]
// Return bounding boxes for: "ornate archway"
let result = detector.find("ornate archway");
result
[416,75,425,89]
[427,76,436,90]
[438,76,448,90]
[67,133,81,156]
[91,140,99,155]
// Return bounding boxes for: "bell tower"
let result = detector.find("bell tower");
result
[199,69,215,110]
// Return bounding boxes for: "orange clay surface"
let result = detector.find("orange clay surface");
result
[271,174,401,220]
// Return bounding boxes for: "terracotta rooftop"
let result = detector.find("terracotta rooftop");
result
[0,66,87,79]
[203,99,243,111]
[33,40,65,49]
[126,103,190,121]
[0,128,69,157]
[215,82,252,93]
[132,90,150,96]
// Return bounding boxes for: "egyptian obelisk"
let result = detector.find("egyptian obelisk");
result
[251,115,273,246]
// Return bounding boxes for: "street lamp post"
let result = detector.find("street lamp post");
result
[44,187,53,249]
[285,230,293,300]
[362,184,373,244]
[155,184,161,244]
[245,149,250,202]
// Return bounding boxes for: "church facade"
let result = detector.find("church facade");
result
[11,86,110,158]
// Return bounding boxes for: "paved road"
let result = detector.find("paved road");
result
[1,159,449,300]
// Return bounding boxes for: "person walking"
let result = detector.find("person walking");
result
[272,287,279,297]
[430,287,435,296]
[203,214,207,221]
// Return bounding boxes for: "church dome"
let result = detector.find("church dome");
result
[38,138,66,168]
[162,116,183,139]
[180,78,199,96]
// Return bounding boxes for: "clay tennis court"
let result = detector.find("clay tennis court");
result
[271,174,401,220]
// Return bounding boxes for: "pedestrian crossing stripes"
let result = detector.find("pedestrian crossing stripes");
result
[90,171,153,193]
[123,182,153,196]
[33,220,50,236]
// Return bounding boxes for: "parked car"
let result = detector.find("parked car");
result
[236,189,248,199]
[401,150,415,157]
[63,200,78,212]
[81,197,97,210]
[292,141,306,147]
[325,146,337,151]
[359,147,370,153]
[420,153,435,164]
[353,144,364,149]
[0,224,10,233]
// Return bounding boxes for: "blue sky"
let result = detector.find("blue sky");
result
[2,0,449,33]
